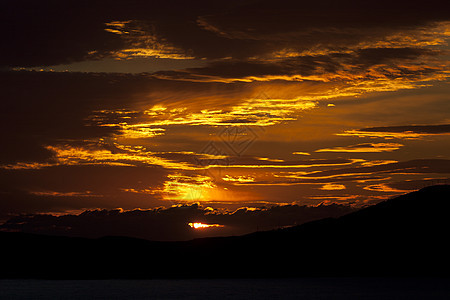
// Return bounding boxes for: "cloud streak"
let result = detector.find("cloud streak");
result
[316,143,403,153]
[339,124,450,139]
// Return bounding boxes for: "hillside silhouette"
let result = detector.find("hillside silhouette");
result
[1,185,449,278]
[0,203,355,241]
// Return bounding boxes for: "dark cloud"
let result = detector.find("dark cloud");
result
[242,159,450,186]
[388,178,450,191]
[300,159,450,179]
[151,47,443,84]
[1,0,253,67]
[156,56,336,79]
[0,203,356,241]
[0,70,250,165]
[0,165,169,219]
[359,124,450,134]
[0,71,127,164]
[197,0,449,50]
[2,0,123,67]
[199,0,449,35]
[355,48,440,65]
[2,0,448,68]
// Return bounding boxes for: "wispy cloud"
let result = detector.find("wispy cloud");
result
[338,124,450,139]
[316,143,403,153]
[320,183,346,191]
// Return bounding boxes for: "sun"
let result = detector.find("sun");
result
[188,222,224,229]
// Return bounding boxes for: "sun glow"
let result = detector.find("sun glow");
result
[162,174,216,202]
[188,222,224,229]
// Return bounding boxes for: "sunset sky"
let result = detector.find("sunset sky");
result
[1,0,449,239]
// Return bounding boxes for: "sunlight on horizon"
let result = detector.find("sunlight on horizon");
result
[188,222,224,229]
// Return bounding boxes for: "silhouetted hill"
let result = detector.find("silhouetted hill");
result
[1,185,449,278]
[0,203,356,241]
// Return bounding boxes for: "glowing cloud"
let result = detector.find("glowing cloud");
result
[45,145,200,170]
[316,143,403,153]
[162,174,216,202]
[320,183,346,191]
[338,130,426,139]
[222,175,255,183]
[338,125,450,139]
[292,152,311,156]
[105,20,194,59]
[363,184,410,193]
[90,98,317,131]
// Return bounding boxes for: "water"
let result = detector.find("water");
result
[1,278,450,299]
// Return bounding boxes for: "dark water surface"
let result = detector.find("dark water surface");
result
[1,278,450,299]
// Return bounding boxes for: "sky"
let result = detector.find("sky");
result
[1,0,449,240]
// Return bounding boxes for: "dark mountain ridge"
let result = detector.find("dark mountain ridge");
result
[1,185,449,278]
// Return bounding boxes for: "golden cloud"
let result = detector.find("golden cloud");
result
[316,143,403,153]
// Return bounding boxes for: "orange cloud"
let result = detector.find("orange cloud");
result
[316,143,403,153]
[320,183,346,191]
[338,124,450,139]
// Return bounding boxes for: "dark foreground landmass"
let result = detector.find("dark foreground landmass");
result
[1,185,449,279]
